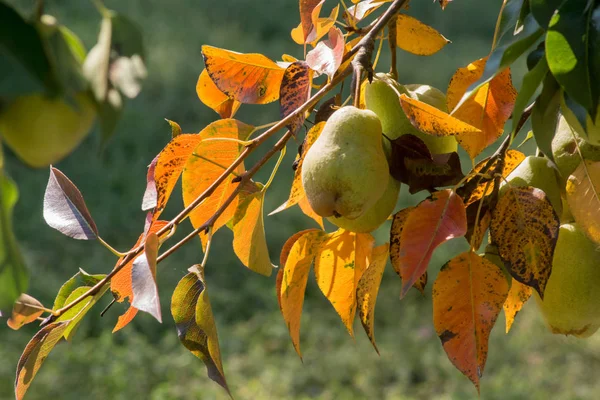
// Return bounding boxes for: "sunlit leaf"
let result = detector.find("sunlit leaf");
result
[305,27,345,80]
[396,14,450,56]
[55,282,109,341]
[344,0,390,26]
[297,0,323,43]
[53,269,104,310]
[433,251,509,391]
[489,186,559,297]
[291,1,340,46]
[43,167,98,240]
[141,155,158,211]
[565,161,600,245]
[7,294,44,330]
[202,45,285,104]
[279,61,312,134]
[196,69,241,119]
[131,233,161,322]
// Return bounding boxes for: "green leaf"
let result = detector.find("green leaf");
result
[0,172,28,311]
[496,0,526,43]
[589,6,600,116]
[531,75,561,161]
[53,269,105,310]
[530,0,567,28]
[55,283,109,341]
[511,56,549,134]
[546,0,594,114]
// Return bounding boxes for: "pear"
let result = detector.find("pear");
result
[534,223,600,338]
[364,73,457,155]
[560,95,600,146]
[301,106,389,219]
[327,176,400,232]
[500,156,563,216]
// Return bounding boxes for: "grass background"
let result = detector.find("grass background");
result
[2,0,600,399]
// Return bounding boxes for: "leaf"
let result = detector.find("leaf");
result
[546,0,595,114]
[565,161,600,245]
[7,294,44,330]
[433,251,509,391]
[447,58,517,159]
[196,69,241,119]
[0,173,28,310]
[511,56,549,135]
[15,322,69,400]
[399,94,481,138]
[489,186,560,297]
[531,75,561,160]
[344,0,389,26]
[141,156,158,211]
[413,271,428,295]
[171,267,229,394]
[465,199,492,251]
[305,27,345,80]
[131,232,161,322]
[314,230,375,336]
[298,0,324,43]
[202,45,285,104]
[504,279,532,333]
[357,242,389,353]
[393,190,467,297]
[166,119,182,138]
[279,61,312,134]
[43,167,98,240]
[530,0,565,28]
[291,1,340,46]
[153,134,202,221]
[396,14,450,56]
[182,120,254,245]
[438,0,452,10]
[231,187,273,276]
[278,229,326,357]
[55,283,109,341]
[298,196,325,229]
[111,220,168,332]
[53,269,104,310]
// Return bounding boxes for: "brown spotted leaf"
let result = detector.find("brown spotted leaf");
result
[7,294,44,330]
[196,69,241,118]
[433,251,509,392]
[565,161,600,245]
[396,14,450,56]
[305,27,345,80]
[280,61,312,135]
[489,186,560,298]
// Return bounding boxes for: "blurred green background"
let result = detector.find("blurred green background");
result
[2,1,600,399]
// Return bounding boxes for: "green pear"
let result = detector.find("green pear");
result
[327,176,400,232]
[560,95,600,146]
[500,156,563,216]
[534,223,600,338]
[301,106,389,219]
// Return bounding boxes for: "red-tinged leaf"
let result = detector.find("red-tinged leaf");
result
[393,190,467,298]
[15,321,69,400]
[299,0,322,43]
[141,155,158,211]
[504,279,532,333]
[111,220,168,333]
[152,134,202,221]
[344,0,389,27]
[7,294,44,330]
[131,232,161,322]
[232,187,273,276]
[280,61,312,135]
[438,0,452,9]
[291,1,340,46]
[396,14,450,56]
[433,251,509,392]
[182,120,254,246]
[357,242,389,353]
[447,57,517,159]
[278,229,327,357]
[202,45,285,104]
[314,229,375,336]
[565,161,600,245]
[43,167,98,240]
[305,27,345,80]
[489,186,560,298]
[196,69,241,119]
[171,267,229,394]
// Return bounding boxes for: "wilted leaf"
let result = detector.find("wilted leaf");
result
[297,0,324,43]
[489,186,560,297]
[433,251,509,391]
[291,1,340,46]
[504,279,532,333]
[278,229,326,357]
[392,190,467,297]
[305,27,345,80]
[131,233,161,322]
[232,186,273,276]
[438,0,452,10]
[196,69,241,119]
[280,61,312,134]
[43,167,98,240]
[171,267,229,393]
[357,242,389,353]
[447,58,517,159]
[141,156,158,211]
[7,294,44,330]
[565,161,600,245]
[314,230,375,336]
[396,14,450,56]
[202,45,285,104]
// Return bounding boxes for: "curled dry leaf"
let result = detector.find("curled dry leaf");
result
[566,161,600,245]
[305,27,345,80]
[197,69,240,119]
[396,14,450,56]
[279,61,312,135]
[7,294,44,330]
[291,0,340,46]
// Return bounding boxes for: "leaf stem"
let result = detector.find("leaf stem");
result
[490,0,509,52]
[98,236,127,258]
[200,227,214,268]
[264,146,287,191]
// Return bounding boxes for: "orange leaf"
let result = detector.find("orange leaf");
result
[202,45,285,104]
[447,57,517,159]
[152,134,202,221]
[298,197,324,229]
[357,242,389,353]
[504,279,532,333]
[298,0,323,43]
[399,94,481,137]
[7,294,44,330]
[392,190,467,298]
[196,69,241,119]
[181,119,254,246]
[278,229,327,358]
[433,251,509,391]
[280,61,313,134]
[412,271,428,295]
[314,229,375,336]
[396,14,450,56]
[305,27,345,80]
[565,161,600,245]
[111,220,168,333]
[291,1,340,46]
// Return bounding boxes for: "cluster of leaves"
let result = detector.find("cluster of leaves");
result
[3,0,600,399]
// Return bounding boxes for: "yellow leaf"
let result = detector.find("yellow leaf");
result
[566,161,600,245]
[396,14,450,56]
[7,294,44,330]
[504,279,532,333]
[196,69,241,119]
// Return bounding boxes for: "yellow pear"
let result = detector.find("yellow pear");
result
[534,223,600,338]
[327,176,400,232]
[0,93,96,168]
[301,106,389,219]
